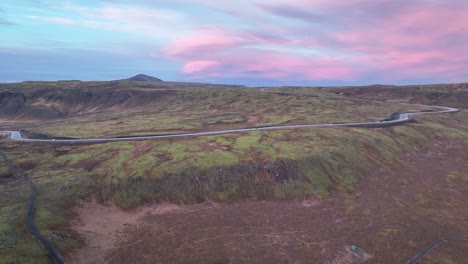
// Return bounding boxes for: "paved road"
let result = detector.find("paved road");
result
[407,236,468,264]
[1,105,458,144]
[0,151,64,264]
[349,245,367,264]
[0,102,462,263]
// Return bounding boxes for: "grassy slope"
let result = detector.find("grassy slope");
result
[0,82,467,262]
[0,81,429,138]
[328,83,468,109]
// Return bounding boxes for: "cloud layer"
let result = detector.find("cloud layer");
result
[1,0,468,85]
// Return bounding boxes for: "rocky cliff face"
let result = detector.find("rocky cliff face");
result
[103,155,348,208]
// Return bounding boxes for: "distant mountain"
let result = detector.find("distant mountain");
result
[119,74,163,82]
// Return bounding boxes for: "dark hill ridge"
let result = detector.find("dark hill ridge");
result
[119,74,163,82]
[1,80,467,120]
[0,79,249,120]
[331,82,468,109]
[0,79,248,121]
[0,81,175,119]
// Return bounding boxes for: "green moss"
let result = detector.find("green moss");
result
[214,183,240,201]
[127,155,160,176]
[192,150,239,168]
[274,181,314,199]
[2,83,468,262]
[215,137,233,146]
[234,133,262,150]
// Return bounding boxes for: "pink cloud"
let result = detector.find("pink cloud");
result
[165,27,358,80]
[179,50,360,81]
[183,60,221,73]
[243,53,356,80]
[162,0,468,83]
[279,1,468,81]
[164,28,248,58]
[331,5,468,81]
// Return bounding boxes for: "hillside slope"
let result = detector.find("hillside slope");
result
[330,83,468,109]
[117,74,163,82]
[0,80,429,138]
[0,81,175,119]
[0,81,467,263]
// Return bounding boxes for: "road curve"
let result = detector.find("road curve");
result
[0,103,462,263]
[407,236,468,264]
[349,245,367,264]
[1,105,458,144]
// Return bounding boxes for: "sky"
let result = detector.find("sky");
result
[1,0,467,86]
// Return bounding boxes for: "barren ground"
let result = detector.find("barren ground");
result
[65,138,468,264]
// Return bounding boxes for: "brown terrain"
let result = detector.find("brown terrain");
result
[65,137,468,264]
[2,81,468,264]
